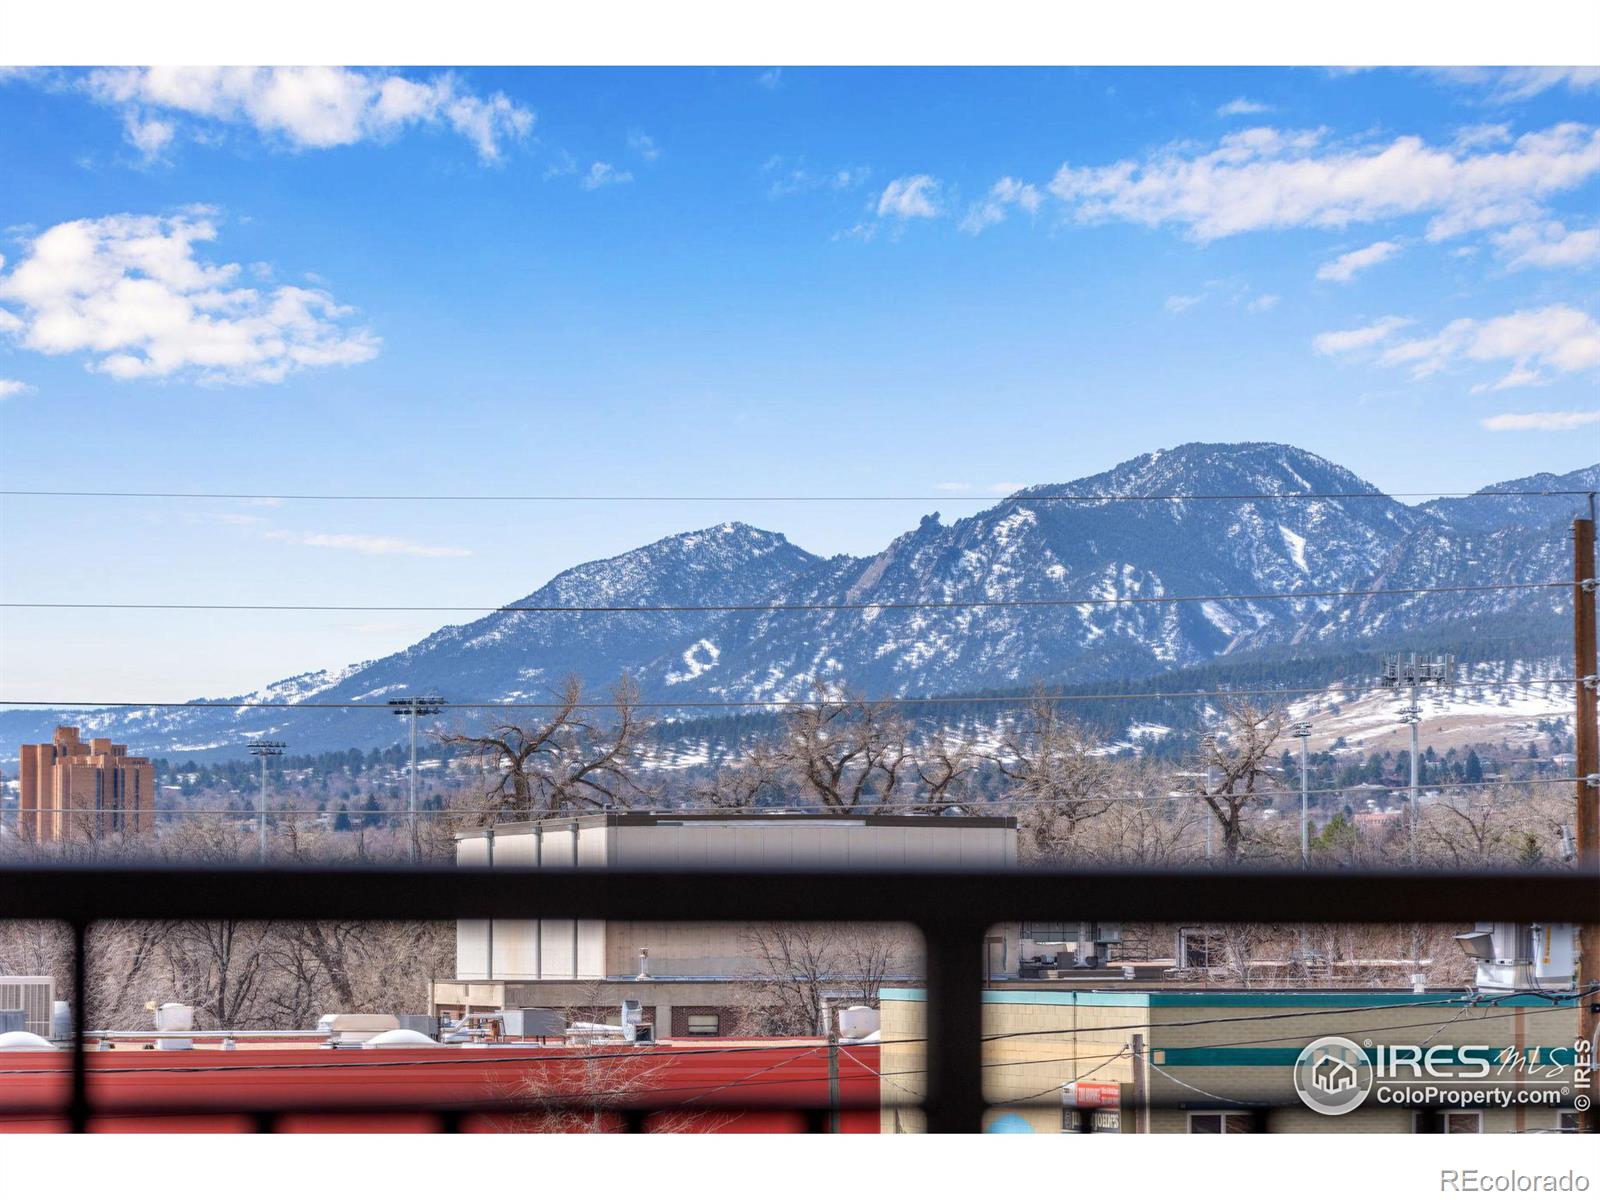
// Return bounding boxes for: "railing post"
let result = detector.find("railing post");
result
[921,920,987,1134]
[69,921,88,1134]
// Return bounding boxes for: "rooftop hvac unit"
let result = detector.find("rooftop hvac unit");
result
[0,977,54,1039]
[1453,922,1577,993]
[497,1009,566,1039]
[150,1002,194,1051]
[0,1011,25,1034]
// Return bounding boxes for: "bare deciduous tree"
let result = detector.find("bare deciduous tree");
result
[441,674,650,823]
[913,727,980,812]
[769,679,912,814]
[997,690,1116,861]
[740,922,911,1036]
[691,743,780,810]
[1192,698,1286,861]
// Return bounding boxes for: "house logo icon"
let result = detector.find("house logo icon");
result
[1294,1036,1374,1116]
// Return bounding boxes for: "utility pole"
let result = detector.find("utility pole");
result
[827,1023,842,1134]
[389,696,446,862]
[1570,509,1598,1131]
[1290,720,1313,866]
[246,741,285,863]
[1201,734,1217,860]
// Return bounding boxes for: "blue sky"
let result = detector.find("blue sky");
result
[1,66,1598,700]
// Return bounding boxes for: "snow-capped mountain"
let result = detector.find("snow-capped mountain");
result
[3,443,1592,759]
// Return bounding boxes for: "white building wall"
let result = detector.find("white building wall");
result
[455,818,1015,981]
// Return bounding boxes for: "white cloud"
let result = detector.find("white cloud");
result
[1217,97,1273,117]
[84,67,533,162]
[1313,316,1413,356]
[1431,67,1600,104]
[0,211,379,384]
[756,69,783,90]
[1046,123,1600,242]
[1316,239,1401,283]
[581,162,633,190]
[1319,305,1600,391]
[959,177,1043,234]
[263,530,471,558]
[1481,409,1600,432]
[1165,292,1205,314]
[0,378,31,399]
[876,175,943,220]
[627,130,661,162]
[1490,221,1600,270]
[1246,293,1280,313]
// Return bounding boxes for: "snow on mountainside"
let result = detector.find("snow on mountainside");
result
[2,444,1593,760]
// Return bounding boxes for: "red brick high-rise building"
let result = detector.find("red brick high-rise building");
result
[18,727,155,842]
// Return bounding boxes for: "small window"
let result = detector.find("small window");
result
[1188,1112,1252,1133]
[1444,1112,1482,1134]
[685,1013,720,1036]
[1178,928,1222,969]
[1558,1111,1581,1133]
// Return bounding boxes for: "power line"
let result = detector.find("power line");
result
[0,676,1575,710]
[0,579,1568,615]
[3,488,1592,504]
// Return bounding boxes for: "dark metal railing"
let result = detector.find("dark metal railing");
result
[0,865,1592,1133]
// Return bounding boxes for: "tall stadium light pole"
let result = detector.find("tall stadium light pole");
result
[1290,721,1313,866]
[390,697,446,862]
[1379,653,1453,865]
[246,741,286,863]
[1200,734,1217,860]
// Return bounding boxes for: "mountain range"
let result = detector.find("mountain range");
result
[3,442,1594,761]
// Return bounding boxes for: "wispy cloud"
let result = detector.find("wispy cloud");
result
[1163,279,1279,316]
[0,210,379,384]
[1313,316,1414,356]
[81,67,533,163]
[627,130,661,162]
[960,177,1043,234]
[839,175,945,242]
[581,161,633,190]
[762,155,870,198]
[1428,67,1600,104]
[1490,221,1600,270]
[1045,123,1600,242]
[1315,239,1401,283]
[263,530,471,558]
[1317,305,1600,391]
[756,68,783,91]
[0,378,32,399]
[876,174,944,220]
[1217,97,1273,117]
[1481,409,1600,432]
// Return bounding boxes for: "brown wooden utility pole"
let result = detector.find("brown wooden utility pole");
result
[1572,512,1598,1132]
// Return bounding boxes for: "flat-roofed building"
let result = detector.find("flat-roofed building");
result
[880,984,1585,1134]
[432,811,1018,1037]
[18,726,155,842]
